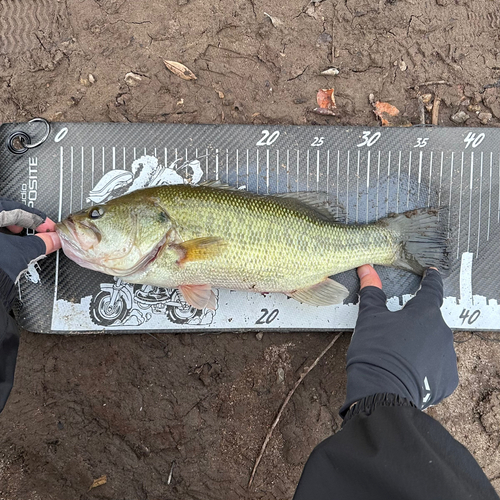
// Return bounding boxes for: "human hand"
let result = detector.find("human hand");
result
[0,199,61,309]
[339,265,458,416]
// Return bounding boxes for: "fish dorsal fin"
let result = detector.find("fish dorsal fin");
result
[274,192,342,221]
[198,180,240,191]
[288,278,349,306]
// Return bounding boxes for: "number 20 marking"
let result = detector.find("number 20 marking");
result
[255,308,279,324]
[256,130,280,146]
[357,131,381,147]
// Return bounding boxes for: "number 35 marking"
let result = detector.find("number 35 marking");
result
[413,137,429,148]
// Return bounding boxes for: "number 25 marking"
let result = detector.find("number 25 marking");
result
[311,137,324,146]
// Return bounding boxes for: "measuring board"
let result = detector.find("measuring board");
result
[0,121,498,333]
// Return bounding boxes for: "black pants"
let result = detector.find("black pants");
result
[294,394,499,500]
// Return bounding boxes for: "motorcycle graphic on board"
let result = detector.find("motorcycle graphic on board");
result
[89,278,216,327]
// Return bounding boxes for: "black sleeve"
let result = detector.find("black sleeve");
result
[293,394,499,500]
[0,269,20,414]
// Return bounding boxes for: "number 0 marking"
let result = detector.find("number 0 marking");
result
[54,127,69,143]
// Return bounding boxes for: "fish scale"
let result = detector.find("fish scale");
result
[128,185,396,291]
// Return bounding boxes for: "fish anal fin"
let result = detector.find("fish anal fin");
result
[288,278,348,306]
[179,284,214,310]
[175,237,226,265]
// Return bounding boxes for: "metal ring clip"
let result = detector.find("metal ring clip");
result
[7,118,50,154]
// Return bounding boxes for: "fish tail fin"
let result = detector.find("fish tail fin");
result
[378,208,450,275]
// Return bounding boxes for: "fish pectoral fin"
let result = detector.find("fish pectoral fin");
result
[288,278,349,306]
[175,237,227,265]
[179,284,216,310]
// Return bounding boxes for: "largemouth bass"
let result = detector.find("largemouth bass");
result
[56,183,448,309]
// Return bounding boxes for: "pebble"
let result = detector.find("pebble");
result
[478,112,492,124]
[450,111,470,124]
[256,332,264,341]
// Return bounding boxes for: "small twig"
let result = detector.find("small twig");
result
[248,332,343,488]
[407,80,449,89]
[144,331,168,347]
[417,95,426,125]
[167,461,175,485]
[432,96,441,125]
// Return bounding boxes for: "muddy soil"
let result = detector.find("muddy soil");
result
[1,0,500,498]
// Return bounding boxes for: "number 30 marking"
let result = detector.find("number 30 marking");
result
[357,131,381,147]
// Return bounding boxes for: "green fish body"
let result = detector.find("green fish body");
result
[56,183,448,309]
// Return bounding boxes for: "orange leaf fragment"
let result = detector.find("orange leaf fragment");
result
[316,88,336,110]
[373,101,400,126]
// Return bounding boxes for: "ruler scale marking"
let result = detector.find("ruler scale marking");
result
[386,151,391,217]
[376,151,380,221]
[448,152,454,235]
[406,151,412,208]
[366,150,371,223]
[476,152,483,257]
[427,151,433,208]
[487,152,492,241]
[457,152,464,259]
[356,150,360,223]
[336,150,340,217]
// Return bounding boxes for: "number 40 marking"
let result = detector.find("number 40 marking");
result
[464,132,485,148]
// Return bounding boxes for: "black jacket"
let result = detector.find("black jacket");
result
[294,393,499,500]
[0,268,19,413]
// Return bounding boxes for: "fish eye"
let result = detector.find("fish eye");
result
[89,207,105,219]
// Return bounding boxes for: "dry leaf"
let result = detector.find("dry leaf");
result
[163,60,197,81]
[89,475,107,491]
[320,68,339,76]
[316,88,336,110]
[373,100,400,126]
[313,107,336,116]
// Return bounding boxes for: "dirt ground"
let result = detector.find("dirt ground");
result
[1,0,500,498]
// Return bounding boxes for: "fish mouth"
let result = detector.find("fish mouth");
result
[56,219,166,276]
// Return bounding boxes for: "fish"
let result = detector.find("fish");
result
[55,182,448,310]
